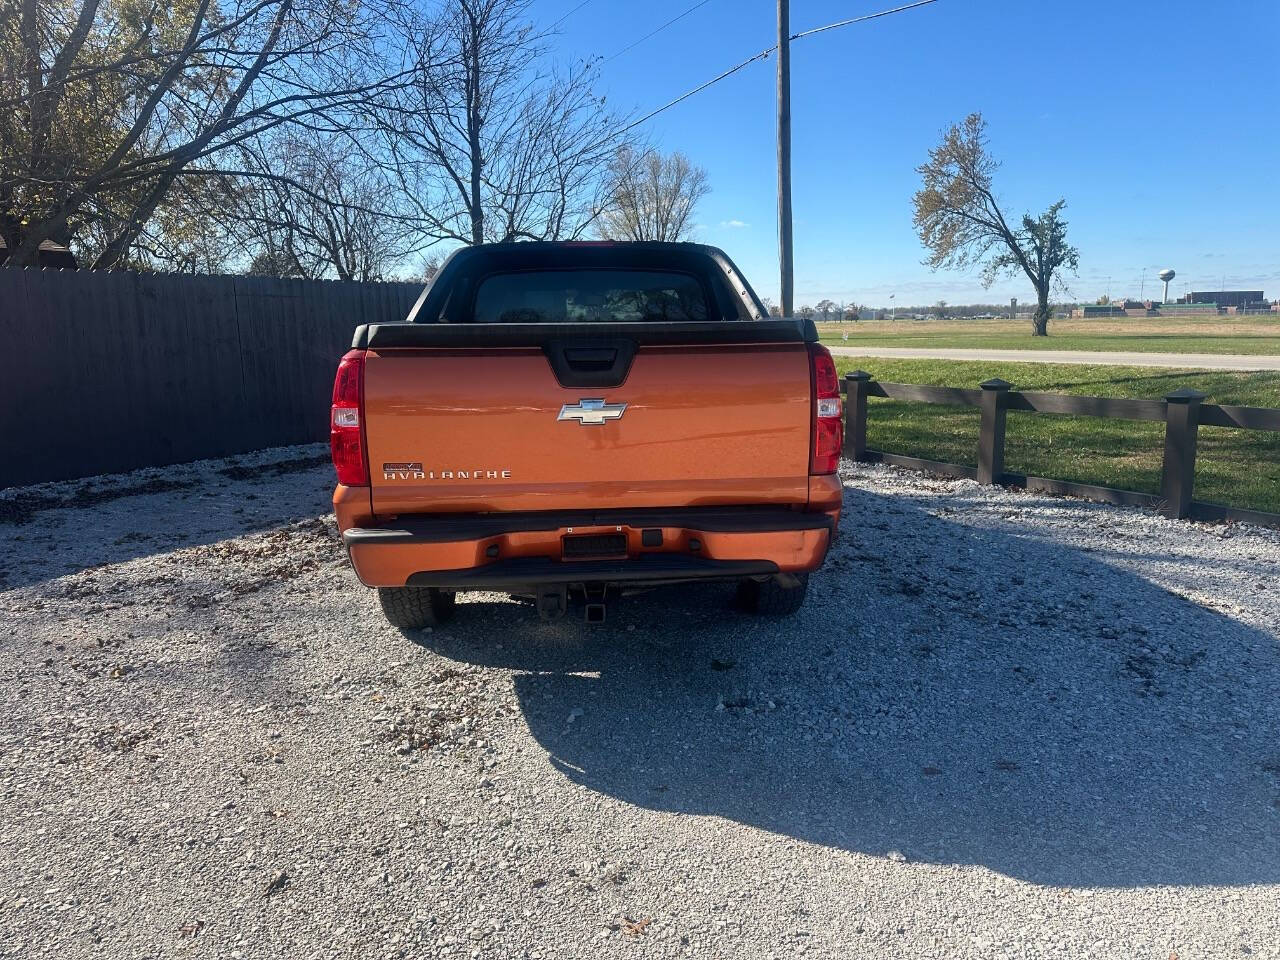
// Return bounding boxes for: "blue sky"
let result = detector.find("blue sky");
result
[545,0,1280,307]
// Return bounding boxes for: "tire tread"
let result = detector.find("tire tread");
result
[738,573,809,616]
[377,586,456,629]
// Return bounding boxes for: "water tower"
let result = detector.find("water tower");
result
[1158,268,1176,304]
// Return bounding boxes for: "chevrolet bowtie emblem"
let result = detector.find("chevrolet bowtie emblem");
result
[557,398,627,425]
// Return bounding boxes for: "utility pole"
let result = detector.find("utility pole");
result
[777,0,793,317]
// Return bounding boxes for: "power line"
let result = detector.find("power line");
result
[595,47,774,148]
[604,0,716,63]
[790,0,939,41]
[548,0,593,30]
[596,0,939,149]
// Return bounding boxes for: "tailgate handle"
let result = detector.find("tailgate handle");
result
[563,347,617,370]
[545,338,637,389]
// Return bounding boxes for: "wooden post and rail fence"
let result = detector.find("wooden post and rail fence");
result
[840,371,1280,530]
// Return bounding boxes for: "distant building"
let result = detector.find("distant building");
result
[1070,304,1125,318]
[1168,304,1221,315]
[1176,290,1266,308]
[1118,299,1159,317]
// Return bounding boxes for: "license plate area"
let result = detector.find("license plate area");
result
[562,533,628,560]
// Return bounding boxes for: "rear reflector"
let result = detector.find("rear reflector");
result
[330,349,369,486]
[808,343,842,475]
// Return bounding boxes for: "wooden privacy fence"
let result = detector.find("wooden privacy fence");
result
[0,267,422,488]
[841,371,1280,530]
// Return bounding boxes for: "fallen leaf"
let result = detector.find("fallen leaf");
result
[179,919,205,938]
[621,917,651,937]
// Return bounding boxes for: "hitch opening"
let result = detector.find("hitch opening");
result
[535,585,568,621]
[582,582,608,624]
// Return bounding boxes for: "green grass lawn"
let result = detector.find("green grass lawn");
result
[818,315,1280,355]
[833,357,1280,516]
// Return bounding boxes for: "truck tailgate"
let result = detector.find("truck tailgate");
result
[363,340,811,516]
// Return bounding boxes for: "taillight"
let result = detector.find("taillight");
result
[808,343,842,475]
[330,349,369,486]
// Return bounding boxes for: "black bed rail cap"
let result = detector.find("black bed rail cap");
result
[352,318,817,350]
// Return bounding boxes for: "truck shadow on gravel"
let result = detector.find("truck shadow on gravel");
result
[423,488,1280,889]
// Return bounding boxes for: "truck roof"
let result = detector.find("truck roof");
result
[428,239,738,268]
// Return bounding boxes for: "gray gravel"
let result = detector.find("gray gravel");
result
[2,446,1279,959]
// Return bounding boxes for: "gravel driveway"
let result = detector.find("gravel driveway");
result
[3,447,1279,959]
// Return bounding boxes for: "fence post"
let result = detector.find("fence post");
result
[1160,388,1206,519]
[977,378,1012,484]
[843,371,872,461]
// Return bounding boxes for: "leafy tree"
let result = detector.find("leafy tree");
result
[796,304,814,320]
[74,172,247,273]
[0,0,398,268]
[247,249,304,278]
[814,299,837,322]
[912,113,1079,336]
[598,146,708,243]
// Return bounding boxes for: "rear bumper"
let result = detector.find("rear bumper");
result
[341,506,835,589]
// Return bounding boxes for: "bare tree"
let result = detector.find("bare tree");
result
[913,113,1079,336]
[401,253,444,284]
[231,131,427,281]
[0,0,403,268]
[377,0,620,246]
[597,146,709,242]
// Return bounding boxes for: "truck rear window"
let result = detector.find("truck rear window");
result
[472,270,709,323]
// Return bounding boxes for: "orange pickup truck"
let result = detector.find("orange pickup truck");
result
[330,241,842,627]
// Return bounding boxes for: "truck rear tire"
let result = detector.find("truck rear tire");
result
[378,586,456,629]
[737,573,809,616]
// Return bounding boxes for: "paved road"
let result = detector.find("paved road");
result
[826,345,1280,370]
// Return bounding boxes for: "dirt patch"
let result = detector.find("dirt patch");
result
[217,453,331,482]
[0,477,200,525]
